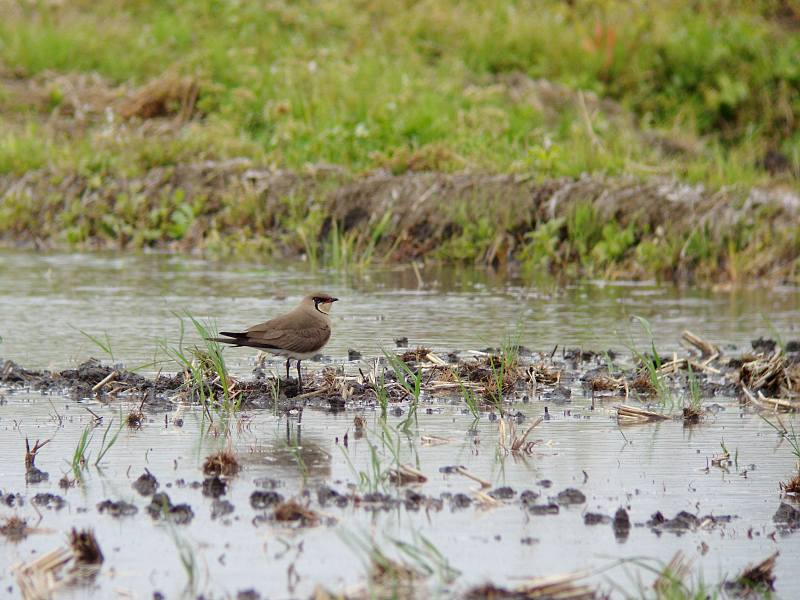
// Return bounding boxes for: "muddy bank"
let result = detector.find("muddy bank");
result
[1,162,799,284]
[3,328,800,417]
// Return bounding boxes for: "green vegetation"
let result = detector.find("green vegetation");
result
[160,313,239,421]
[71,417,124,479]
[0,1,799,283]
[383,351,422,432]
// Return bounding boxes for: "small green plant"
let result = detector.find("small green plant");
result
[686,363,701,410]
[383,351,422,433]
[160,312,238,421]
[629,316,673,407]
[372,368,389,418]
[75,327,115,361]
[458,376,480,420]
[71,423,93,478]
[485,330,522,414]
[165,519,198,595]
[71,416,124,478]
[387,531,460,585]
[94,417,124,466]
[761,415,800,462]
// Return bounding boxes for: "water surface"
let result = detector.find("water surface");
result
[1,249,799,598]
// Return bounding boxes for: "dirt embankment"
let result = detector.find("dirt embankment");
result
[2,161,799,284]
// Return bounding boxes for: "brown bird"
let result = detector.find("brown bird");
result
[210,292,338,391]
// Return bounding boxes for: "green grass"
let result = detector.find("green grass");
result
[2,1,798,178]
[1,1,799,283]
[160,312,238,421]
[383,351,422,433]
[70,416,124,479]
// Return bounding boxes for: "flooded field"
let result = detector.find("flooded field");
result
[1,249,800,599]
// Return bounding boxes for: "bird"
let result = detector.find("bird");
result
[209,292,338,392]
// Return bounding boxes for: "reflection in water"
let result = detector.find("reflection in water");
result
[239,420,333,480]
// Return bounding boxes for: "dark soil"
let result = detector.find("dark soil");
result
[132,470,159,496]
[31,492,66,510]
[69,528,104,565]
[97,499,138,517]
[146,492,194,525]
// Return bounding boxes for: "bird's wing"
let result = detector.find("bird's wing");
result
[217,310,330,353]
[247,325,331,354]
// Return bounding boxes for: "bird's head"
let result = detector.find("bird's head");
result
[305,292,338,315]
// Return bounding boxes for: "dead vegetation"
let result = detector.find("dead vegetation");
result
[125,398,146,428]
[463,572,598,599]
[388,464,428,485]
[12,528,104,600]
[498,417,543,455]
[616,405,670,424]
[24,437,50,484]
[780,473,800,495]
[68,528,104,566]
[0,70,200,126]
[725,552,779,596]
[202,449,241,477]
[272,500,320,527]
[0,516,29,542]
[739,349,800,411]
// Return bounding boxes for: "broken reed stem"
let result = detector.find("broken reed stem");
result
[454,466,491,489]
[681,330,720,358]
[91,370,118,393]
[615,404,670,423]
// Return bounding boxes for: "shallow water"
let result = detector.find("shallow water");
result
[1,249,800,598]
[1,249,798,373]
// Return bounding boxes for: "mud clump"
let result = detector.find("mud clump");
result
[584,512,611,525]
[132,470,159,496]
[146,492,194,525]
[211,499,235,520]
[528,503,559,515]
[250,490,284,510]
[97,499,138,517]
[202,475,227,498]
[446,493,472,510]
[317,485,348,508]
[31,493,66,510]
[682,405,703,424]
[203,449,241,477]
[773,502,800,530]
[647,510,732,534]
[555,488,586,505]
[272,500,320,526]
[613,508,631,541]
[69,528,104,565]
[0,516,29,542]
[488,486,516,500]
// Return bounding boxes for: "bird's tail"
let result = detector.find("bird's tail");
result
[206,333,244,346]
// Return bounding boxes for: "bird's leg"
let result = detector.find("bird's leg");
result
[296,360,303,393]
[285,358,291,381]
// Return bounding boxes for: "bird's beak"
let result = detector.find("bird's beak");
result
[330,297,339,302]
